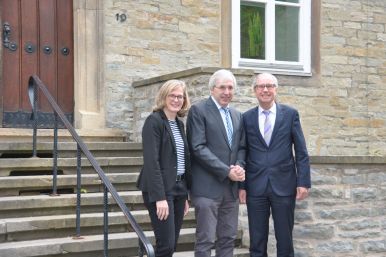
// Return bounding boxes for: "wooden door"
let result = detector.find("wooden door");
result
[1,0,74,128]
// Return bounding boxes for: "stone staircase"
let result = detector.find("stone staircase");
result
[0,130,249,257]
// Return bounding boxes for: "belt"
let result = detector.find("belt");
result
[176,174,185,182]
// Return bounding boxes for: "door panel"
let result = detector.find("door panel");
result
[39,0,57,112]
[2,0,21,113]
[20,0,38,111]
[1,0,74,128]
[57,0,74,114]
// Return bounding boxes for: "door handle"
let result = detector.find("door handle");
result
[3,22,17,51]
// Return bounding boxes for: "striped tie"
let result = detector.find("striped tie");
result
[263,110,272,145]
[222,107,233,146]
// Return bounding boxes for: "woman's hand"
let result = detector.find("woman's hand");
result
[184,200,189,216]
[239,189,246,204]
[156,200,169,220]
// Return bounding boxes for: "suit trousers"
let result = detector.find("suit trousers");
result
[142,181,188,257]
[246,182,296,257]
[192,184,239,257]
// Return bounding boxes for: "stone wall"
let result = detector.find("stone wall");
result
[103,0,220,130]
[318,0,386,156]
[238,156,386,257]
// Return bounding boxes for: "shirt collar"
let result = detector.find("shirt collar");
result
[259,102,277,115]
[210,96,229,110]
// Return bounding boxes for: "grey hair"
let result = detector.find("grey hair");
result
[208,69,237,90]
[252,73,278,90]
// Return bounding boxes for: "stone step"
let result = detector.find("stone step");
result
[0,157,143,177]
[173,248,250,257]
[0,227,246,257]
[0,142,142,158]
[0,128,128,142]
[0,228,195,257]
[0,209,196,243]
[0,191,145,218]
[0,173,139,196]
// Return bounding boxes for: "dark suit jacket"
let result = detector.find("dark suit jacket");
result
[137,110,191,202]
[186,97,246,200]
[241,103,311,196]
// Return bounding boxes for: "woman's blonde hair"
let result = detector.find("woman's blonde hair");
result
[153,79,191,117]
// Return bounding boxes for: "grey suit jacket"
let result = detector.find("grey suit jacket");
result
[186,97,246,200]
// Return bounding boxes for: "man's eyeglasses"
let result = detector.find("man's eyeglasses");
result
[167,94,184,101]
[215,85,234,91]
[256,84,276,90]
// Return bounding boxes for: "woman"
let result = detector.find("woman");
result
[137,79,191,257]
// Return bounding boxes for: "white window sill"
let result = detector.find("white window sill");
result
[235,61,312,76]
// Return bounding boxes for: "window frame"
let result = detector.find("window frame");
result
[231,0,311,75]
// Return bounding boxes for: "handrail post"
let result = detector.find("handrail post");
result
[75,143,82,237]
[32,82,38,158]
[103,185,109,257]
[51,112,59,196]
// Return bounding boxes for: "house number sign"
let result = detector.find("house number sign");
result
[116,13,127,22]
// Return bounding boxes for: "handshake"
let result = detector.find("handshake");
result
[228,165,245,182]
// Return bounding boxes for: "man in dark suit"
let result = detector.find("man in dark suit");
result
[239,73,311,257]
[187,69,246,257]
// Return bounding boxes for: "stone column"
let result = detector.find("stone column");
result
[73,0,105,129]
[221,0,232,68]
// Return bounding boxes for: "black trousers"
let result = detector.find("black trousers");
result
[142,180,188,257]
[246,182,296,257]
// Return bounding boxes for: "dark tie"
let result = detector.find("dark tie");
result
[222,107,233,146]
[263,110,272,145]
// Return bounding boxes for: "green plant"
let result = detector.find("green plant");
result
[241,5,265,59]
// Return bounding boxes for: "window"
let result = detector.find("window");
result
[232,0,311,75]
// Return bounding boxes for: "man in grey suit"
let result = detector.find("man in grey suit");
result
[186,69,246,257]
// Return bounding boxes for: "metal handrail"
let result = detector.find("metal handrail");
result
[28,75,154,257]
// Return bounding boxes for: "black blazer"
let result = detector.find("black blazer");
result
[137,110,191,202]
[241,103,311,196]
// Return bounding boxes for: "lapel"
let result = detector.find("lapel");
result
[160,110,176,152]
[270,103,283,146]
[252,107,266,146]
[229,107,239,147]
[207,97,231,149]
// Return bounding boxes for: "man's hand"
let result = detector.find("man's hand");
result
[156,200,169,220]
[296,187,309,200]
[239,189,246,204]
[228,165,245,181]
